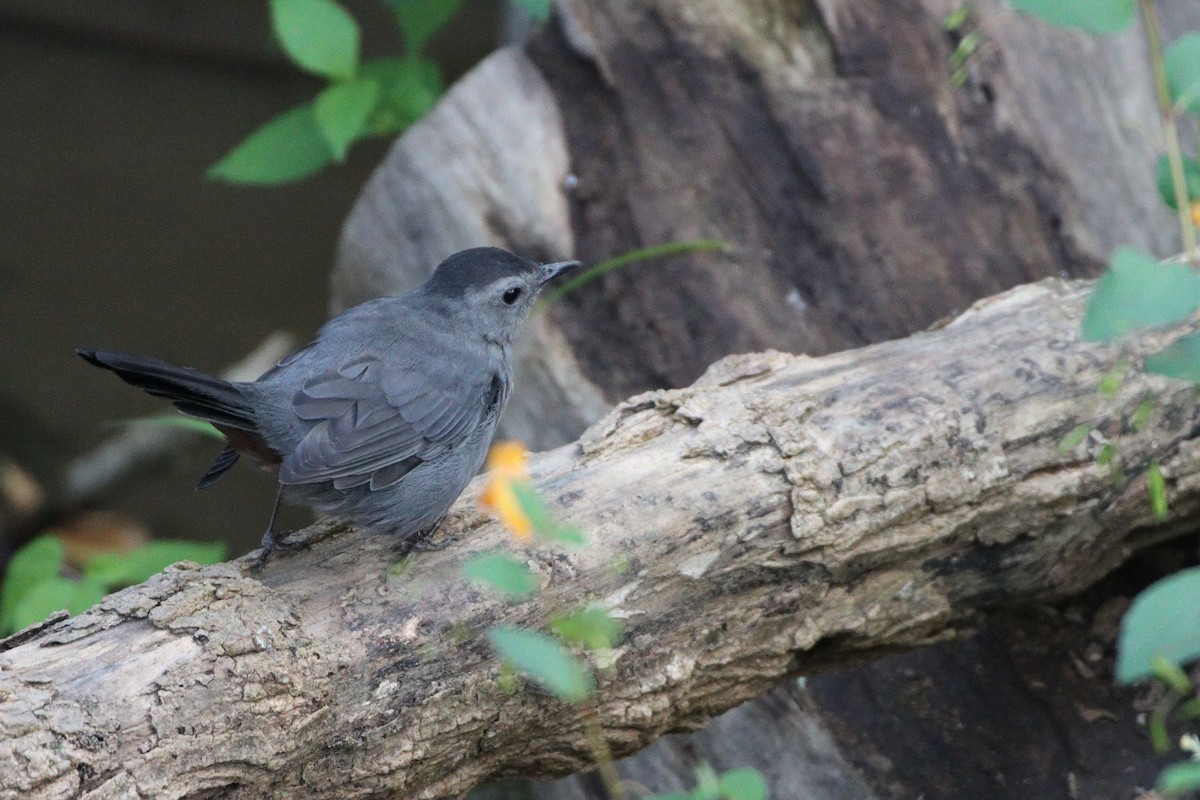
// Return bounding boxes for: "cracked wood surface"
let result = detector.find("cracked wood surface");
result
[2,279,1199,799]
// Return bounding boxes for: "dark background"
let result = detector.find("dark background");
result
[0,0,505,555]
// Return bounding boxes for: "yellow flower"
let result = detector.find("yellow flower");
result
[480,441,533,540]
[1192,202,1200,228]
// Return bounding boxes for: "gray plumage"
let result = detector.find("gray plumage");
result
[78,247,580,564]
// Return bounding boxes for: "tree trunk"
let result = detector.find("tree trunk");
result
[2,280,1198,799]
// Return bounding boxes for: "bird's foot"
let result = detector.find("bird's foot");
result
[252,528,300,572]
[393,516,453,559]
[407,533,459,553]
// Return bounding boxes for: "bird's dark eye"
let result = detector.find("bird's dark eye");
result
[502,287,522,305]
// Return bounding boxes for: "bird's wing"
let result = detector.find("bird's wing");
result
[278,351,502,491]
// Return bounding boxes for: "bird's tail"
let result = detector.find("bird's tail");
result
[76,348,257,431]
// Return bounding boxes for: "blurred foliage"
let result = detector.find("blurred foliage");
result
[462,442,769,799]
[1011,0,1135,34]
[1011,2,1200,795]
[649,765,769,800]
[538,241,731,309]
[1117,568,1200,684]
[463,551,538,598]
[0,534,225,636]
[128,414,226,440]
[1080,248,1200,341]
[487,625,594,702]
[210,0,554,184]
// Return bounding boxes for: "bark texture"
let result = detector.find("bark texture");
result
[531,0,1189,398]
[2,280,1199,800]
[324,1,1200,797]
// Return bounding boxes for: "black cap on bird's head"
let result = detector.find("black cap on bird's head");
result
[423,247,583,342]
[426,247,581,298]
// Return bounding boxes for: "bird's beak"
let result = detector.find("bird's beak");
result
[539,260,582,283]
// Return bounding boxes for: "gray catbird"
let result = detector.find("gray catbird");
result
[78,247,581,567]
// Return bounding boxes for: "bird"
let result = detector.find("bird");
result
[77,247,581,568]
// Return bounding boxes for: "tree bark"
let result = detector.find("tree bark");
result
[2,279,1198,800]
[322,1,1200,797]
[528,0,1191,398]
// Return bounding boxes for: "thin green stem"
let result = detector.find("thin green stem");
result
[579,702,626,800]
[1150,687,1184,753]
[1141,0,1198,262]
[537,239,731,310]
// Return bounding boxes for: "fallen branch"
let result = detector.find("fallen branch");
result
[1,280,1197,800]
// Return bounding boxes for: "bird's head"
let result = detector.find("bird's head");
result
[424,247,581,343]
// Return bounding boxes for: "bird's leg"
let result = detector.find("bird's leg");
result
[396,514,456,557]
[252,487,293,571]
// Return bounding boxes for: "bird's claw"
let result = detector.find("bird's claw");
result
[252,528,300,572]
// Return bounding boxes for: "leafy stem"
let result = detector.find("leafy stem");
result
[1140,0,1198,261]
[580,702,627,800]
[537,239,731,309]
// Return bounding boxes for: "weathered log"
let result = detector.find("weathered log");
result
[323,2,1200,797]
[1,279,1197,800]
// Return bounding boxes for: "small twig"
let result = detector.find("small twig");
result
[537,240,731,310]
[1140,0,1198,263]
[579,702,627,800]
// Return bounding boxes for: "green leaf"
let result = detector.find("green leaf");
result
[511,0,554,22]
[646,794,691,800]
[1132,398,1156,431]
[546,524,586,546]
[10,577,80,631]
[512,483,586,545]
[1,535,65,632]
[68,577,108,616]
[1146,333,1200,384]
[1179,697,1200,719]
[386,559,411,583]
[511,482,551,534]
[1148,461,1169,521]
[208,105,333,185]
[1159,761,1200,795]
[1098,361,1128,395]
[1116,566,1200,683]
[694,764,721,800]
[1080,247,1200,341]
[314,78,381,161]
[944,4,971,32]
[949,32,980,69]
[85,540,226,588]
[270,0,359,79]
[1152,654,1193,694]
[487,626,594,702]
[1095,443,1116,466]
[1008,0,1136,34]
[462,552,538,599]
[1150,705,1172,753]
[385,0,465,54]
[719,769,769,800]
[1166,33,1200,115]
[1155,155,1200,211]
[1057,423,1090,453]
[496,662,520,694]
[127,414,226,441]
[551,608,622,650]
[361,57,443,132]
